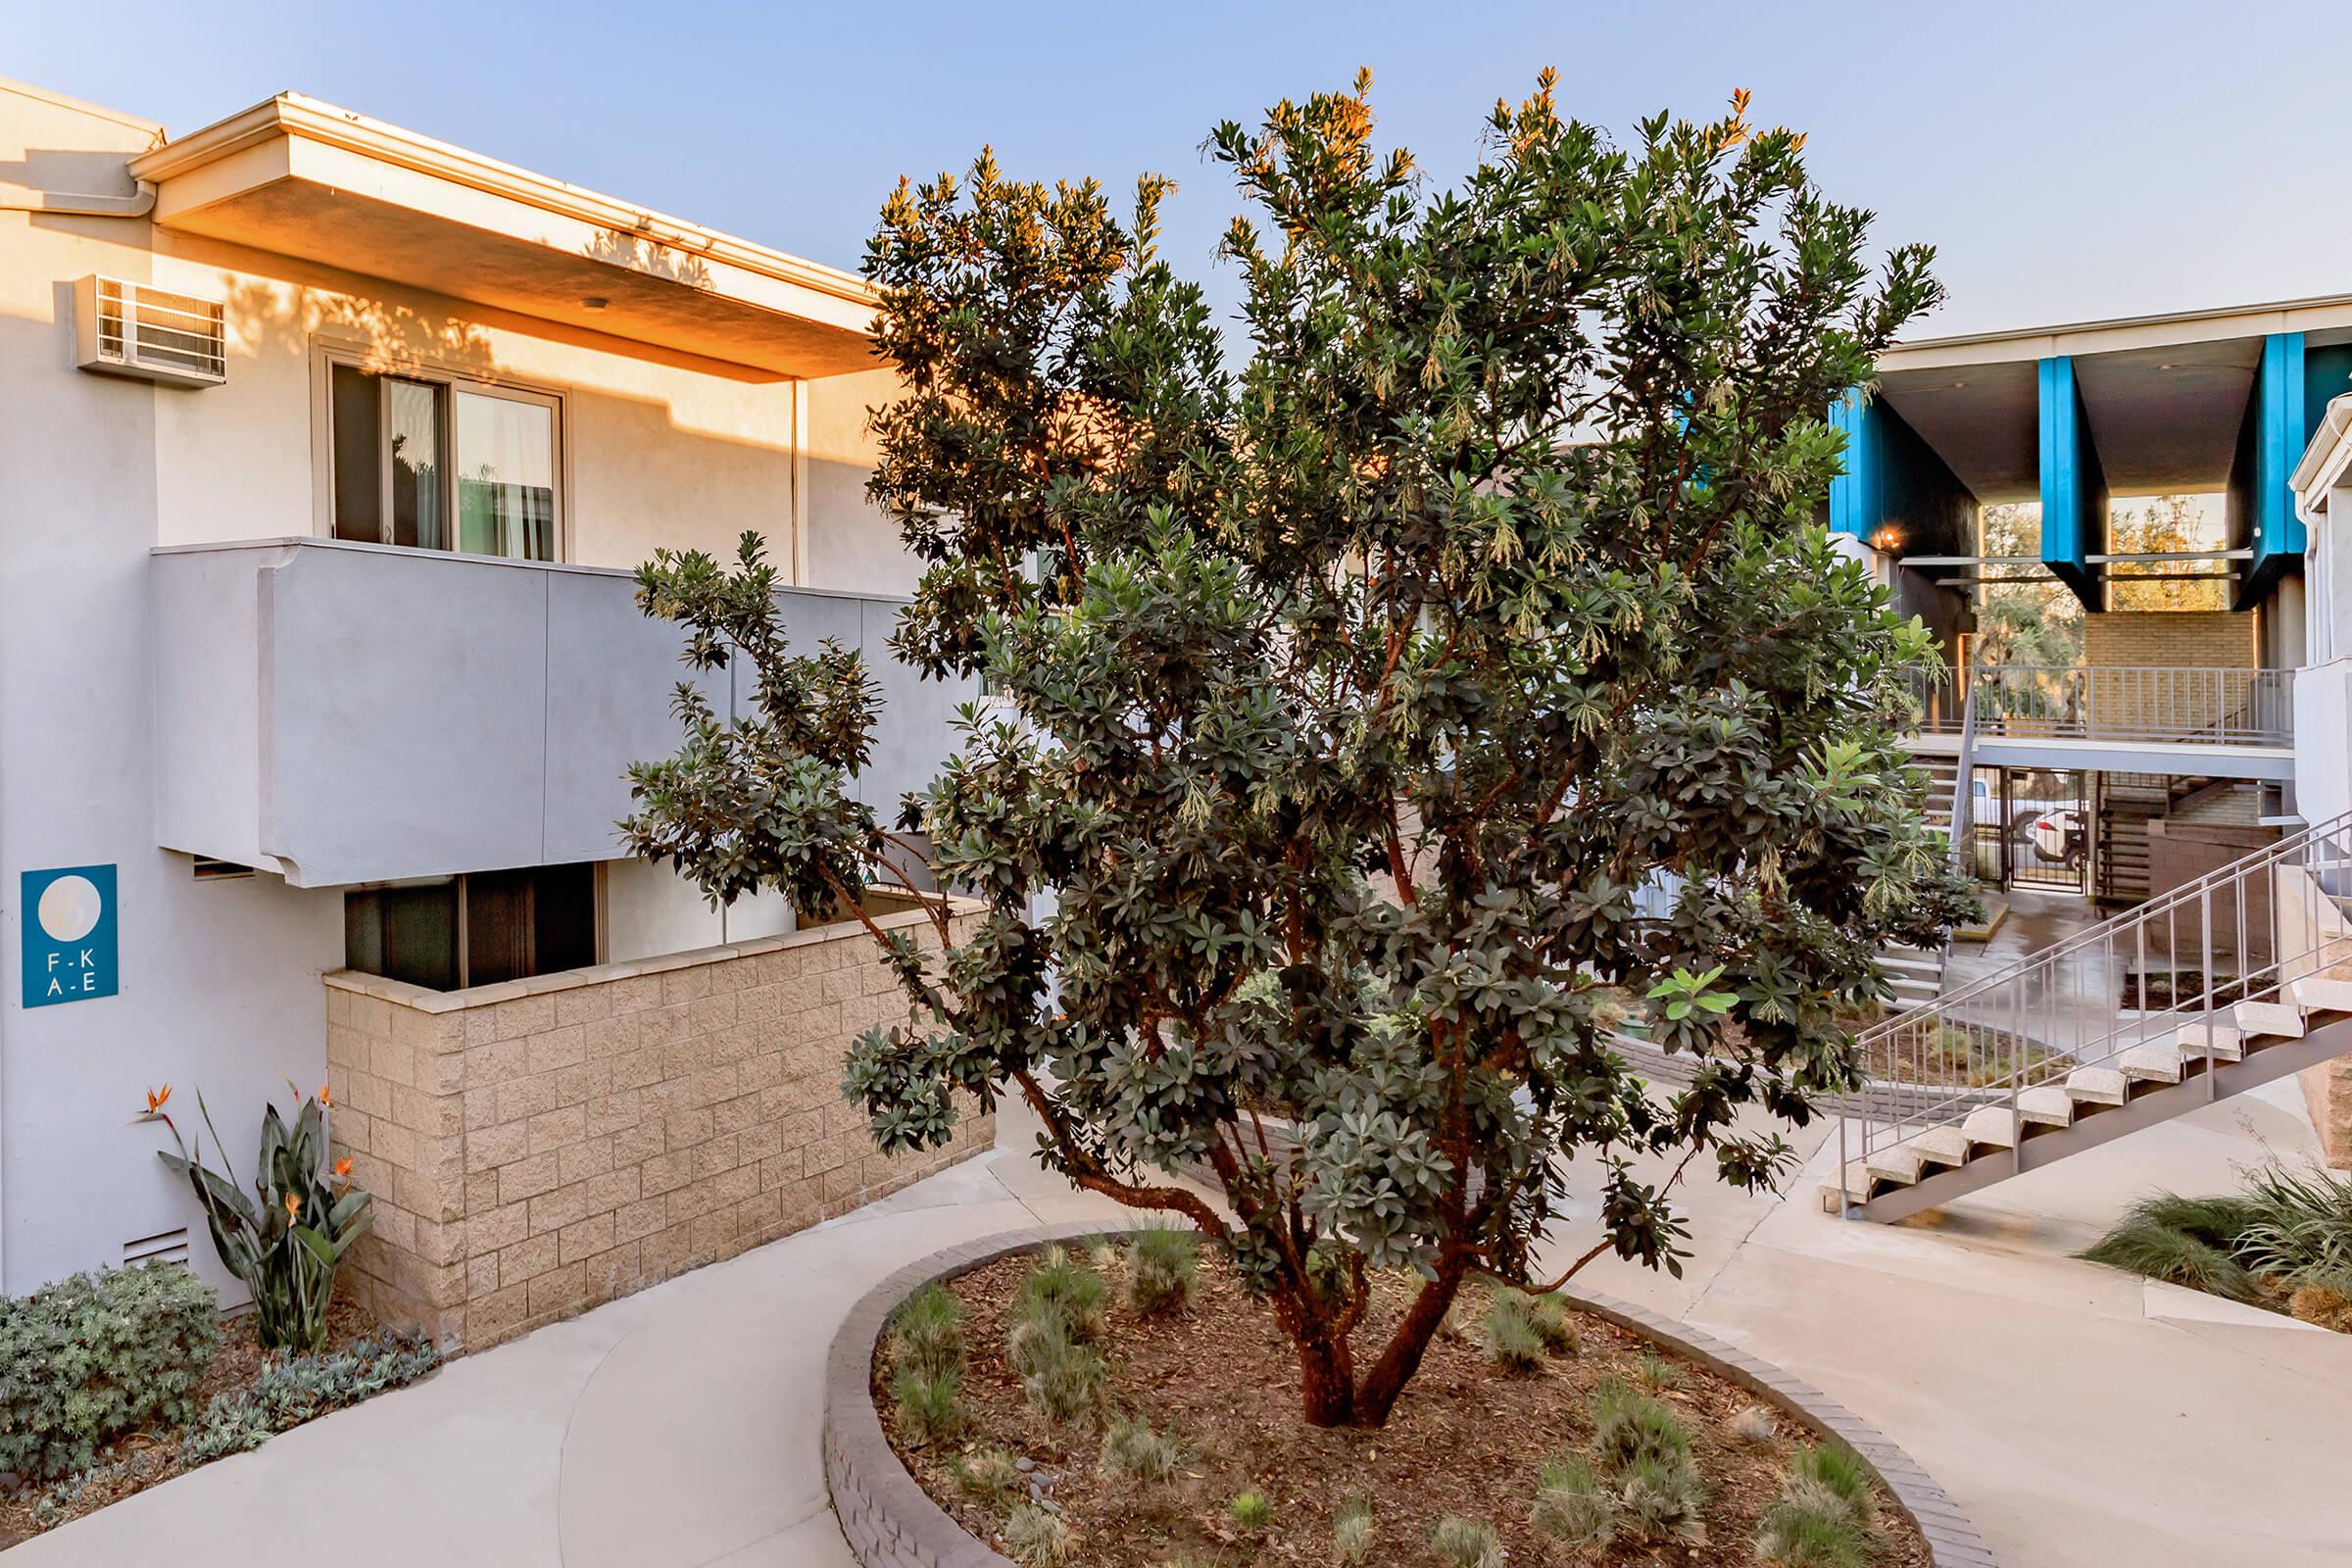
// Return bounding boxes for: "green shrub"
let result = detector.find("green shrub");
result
[0,1261,220,1480]
[141,1088,373,1352]
[1332,1495,1376,1564]
[1428,1515,1505,1568]
[178,1329,440,1465]
[1008,1312,1104,1425]
[1018,1247,1108,1342]
[890,1282,965,1381]
[1002,1500,1076,1564]
[1228,1490,1273,1531]
[956,1444,1024,1503]
[1756,1477,1871,1567]
[1619,1450,1708,1543]
[1127,1226,1199,1317]
[1098,1416,1181,1482]
[1528,1453,1616,1549]
[890,1365,966,1446]
[1588,1376,1691,1470]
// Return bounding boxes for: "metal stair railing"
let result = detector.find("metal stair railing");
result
[1838,807,2352,1212]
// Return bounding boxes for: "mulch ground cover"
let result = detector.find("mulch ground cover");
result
[878,1246,1935,1566]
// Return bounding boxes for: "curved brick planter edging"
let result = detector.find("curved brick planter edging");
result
[822,1221,2000,1568]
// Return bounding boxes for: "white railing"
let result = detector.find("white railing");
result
[1839,808,2352,1202]
[1904,663,2294,747]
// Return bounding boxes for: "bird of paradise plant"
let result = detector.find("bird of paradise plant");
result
[136,1083,372,1352]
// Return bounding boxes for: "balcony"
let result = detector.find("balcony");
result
[1905,662,2296,780]
[152,538,970,887]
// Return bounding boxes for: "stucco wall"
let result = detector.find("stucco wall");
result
[806,368,921,597]
[0,79,918,1298]
[323,906,992,1347]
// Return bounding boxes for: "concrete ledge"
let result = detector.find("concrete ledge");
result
[822,1223,2002,1568]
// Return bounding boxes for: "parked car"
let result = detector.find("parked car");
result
[2031,808,2087,869]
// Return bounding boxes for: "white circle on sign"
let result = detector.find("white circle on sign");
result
[37,875,103,943]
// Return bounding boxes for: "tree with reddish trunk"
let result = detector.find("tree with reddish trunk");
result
[623,74,1977,1429]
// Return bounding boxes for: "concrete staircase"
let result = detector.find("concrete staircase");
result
[1880,941,1946,1011]
[1830,808,2352,1223]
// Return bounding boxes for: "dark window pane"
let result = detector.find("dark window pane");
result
[532,862,598,975]
[387,378,445,550]
[464,868,536,989]
[329,364,381,544]
[344,881,458,991]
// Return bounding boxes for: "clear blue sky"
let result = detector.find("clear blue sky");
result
[8,0,2348,339]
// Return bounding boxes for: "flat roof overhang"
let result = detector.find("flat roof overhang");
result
[129,94,878,380]
[1874,295,2352,503]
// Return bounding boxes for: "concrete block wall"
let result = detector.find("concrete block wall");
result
[322,904,992,1348]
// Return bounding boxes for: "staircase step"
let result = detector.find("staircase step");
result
[2117,1045,2185,1084]
[2018,1086,2079,1126]
[2171,1023,2246,1061]
[2065,1066,2129,1104]
[2231,1001,2305,1040]
[1863,1124,1972,1185]
[1960,1105,2020,1149]
[2291,975,2352,1014]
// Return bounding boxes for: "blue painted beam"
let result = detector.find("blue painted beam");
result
[1829,386,1877,540]
[2037,356,2105,608]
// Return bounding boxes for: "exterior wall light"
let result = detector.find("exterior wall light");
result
[1870,524,1904,556]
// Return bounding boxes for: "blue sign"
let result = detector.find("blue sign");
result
[23,864,118,1007]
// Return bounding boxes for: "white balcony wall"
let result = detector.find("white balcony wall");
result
[152,540,969,888]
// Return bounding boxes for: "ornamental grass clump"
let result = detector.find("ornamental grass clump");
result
[1589,1376,1691,1470]
[0,1261,220,1481]
[956,1445,1025,1503]
[890,1282,966,1380]
[629,70,1971,1432]
[1482,1286,1577,1372]
[1756,1478,1871,1567]
[1002,1500,1076,1565]
[1126,1226,1199,1317]
[1528,1453,1617,1551]
[1620,1450,1709,1544]
[1008,1310,1105,1426]
[1638,1349,1686,1390]
[1098,1416,1182,1483]
[1429,1515,1506,1568]
[890,1365,967,1446]
[136,1083,372,1352]
[1587,1376,1706,1542]
[1790,1441,1879,1523]
[1019,1248,1109,1342]
[1332,1495,1376,1564]
[1728,1403,1779,1445]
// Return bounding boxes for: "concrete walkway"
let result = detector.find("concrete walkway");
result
[18,1091,2352,1567]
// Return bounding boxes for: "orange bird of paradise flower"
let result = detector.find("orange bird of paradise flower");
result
[135,1084,175,1132]
[285,1192,302,1221]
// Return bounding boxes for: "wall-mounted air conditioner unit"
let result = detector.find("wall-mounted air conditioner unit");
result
[74,274,225,387]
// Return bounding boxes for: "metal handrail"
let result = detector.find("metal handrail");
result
[1905,663,2294,747]
[1841,807,2352,1195]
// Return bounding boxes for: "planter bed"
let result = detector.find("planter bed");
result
[825,1224,1997,1568]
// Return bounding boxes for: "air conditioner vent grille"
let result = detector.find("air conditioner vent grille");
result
[74,274,225,387]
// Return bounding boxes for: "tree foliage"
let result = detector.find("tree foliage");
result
[624,73,1976,1427]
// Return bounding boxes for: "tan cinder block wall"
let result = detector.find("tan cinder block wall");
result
[2078,612,2260,737]
[322,906,993,1348]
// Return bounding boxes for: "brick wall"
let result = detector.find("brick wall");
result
[2076,612,2266,738]
[322,904,992,1349]
[2082,611,2257,670]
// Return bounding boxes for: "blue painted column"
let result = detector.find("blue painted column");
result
[2244,331,2308,602]
[1828,386,1880,541]
[2037,356,2105,607]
